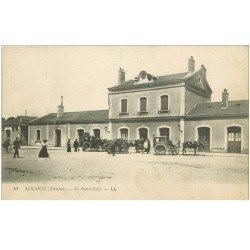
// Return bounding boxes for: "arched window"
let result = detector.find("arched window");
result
[121,99,128,114]
[140,97,147,112]
[138,128,148,140]
[120,128,129,140]
[160,95,169,111]
[93,128,100,138]
[159,128,169,139]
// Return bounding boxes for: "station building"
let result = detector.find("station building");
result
[28,57,248,153]
[2,116,37,145]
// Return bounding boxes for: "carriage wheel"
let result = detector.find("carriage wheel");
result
[155,145,166,155]
[82,142,91,151]
[171,148,179,155]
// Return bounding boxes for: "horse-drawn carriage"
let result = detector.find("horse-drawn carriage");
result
[153,136,206,155]
[153,136,180,155]
[82,133,107,152]
[106,138,130,154]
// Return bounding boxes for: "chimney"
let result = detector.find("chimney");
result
[118,68,125,84]
[201,64,206,78]
[221,89,229,109]
[188,56,195,73]
[57,96,64,118]
[25,109,27,116]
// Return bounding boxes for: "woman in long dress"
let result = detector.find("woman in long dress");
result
[38,139,49,158]
[67,139,71,152]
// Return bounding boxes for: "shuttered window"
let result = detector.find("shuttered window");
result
[140,97,147,112]
[160,95,169,111]
[121,99,127,113]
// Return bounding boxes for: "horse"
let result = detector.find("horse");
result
[182,141,205,155]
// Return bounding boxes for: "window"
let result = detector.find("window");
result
[160,95,169,111]
[159,128,169,139]
[120,128,128,140]
[140,97,147,112]
[93,129,100,138]
[5,129,11,138]
[121,99,128,114]
[36,130,41,141]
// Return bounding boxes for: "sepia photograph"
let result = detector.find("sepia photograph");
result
[1,45,249,199]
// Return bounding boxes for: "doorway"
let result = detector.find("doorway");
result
[55,129,62,147]
[77,129,85,147]
[120,128,128,140]
[197,127,210,152]
[138,128,148,140]
[227,126,241,153]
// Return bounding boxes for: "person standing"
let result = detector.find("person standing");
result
[13,137,21,158]
[38,139,49,158]
[146,139,151,154]
[142,139,148,154]
[73,139,79,152]
[67,139,71,152]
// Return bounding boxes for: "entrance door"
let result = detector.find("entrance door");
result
[20,126,28,145]
[77,129,85,147]
[55,129,61,147]
[198,127,210,152]
[227,126,241,153]
[120,128,128,140]
[138,128,148,140]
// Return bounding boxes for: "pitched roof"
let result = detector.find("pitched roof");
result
[186,100,249,117]
[3,116,37,126]
[108,72,189,92]
[28,110,109,125]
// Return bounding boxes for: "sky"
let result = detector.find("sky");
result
[2,46,248,118]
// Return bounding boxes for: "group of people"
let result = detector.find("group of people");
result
[2,137,151,158]
[66,139,80,152]
[2,137,21,158]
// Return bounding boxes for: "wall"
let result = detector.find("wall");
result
[111,120,180,143]
[185,88,210,113]
[29,122,109,147]
[109,84,184,119]
[2,126,19,144]
[69,123,109,141]
[184,118,249,153]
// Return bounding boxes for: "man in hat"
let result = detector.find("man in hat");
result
[13,137,21,158]
[73,139,79,152]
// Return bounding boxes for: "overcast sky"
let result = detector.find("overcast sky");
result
[2,46,248,118]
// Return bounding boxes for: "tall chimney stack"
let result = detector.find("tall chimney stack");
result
[25,109,27,116]
[57,96,64,118]
[188,56,195,73]
[221,89,229,109]
[118,68,125,84]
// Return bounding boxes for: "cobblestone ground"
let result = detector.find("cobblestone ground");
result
[1,148,249,199]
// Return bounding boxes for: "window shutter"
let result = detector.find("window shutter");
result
[140,97,147,112]
[161,95,168,110]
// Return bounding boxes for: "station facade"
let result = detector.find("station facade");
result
[27,57,248,153]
